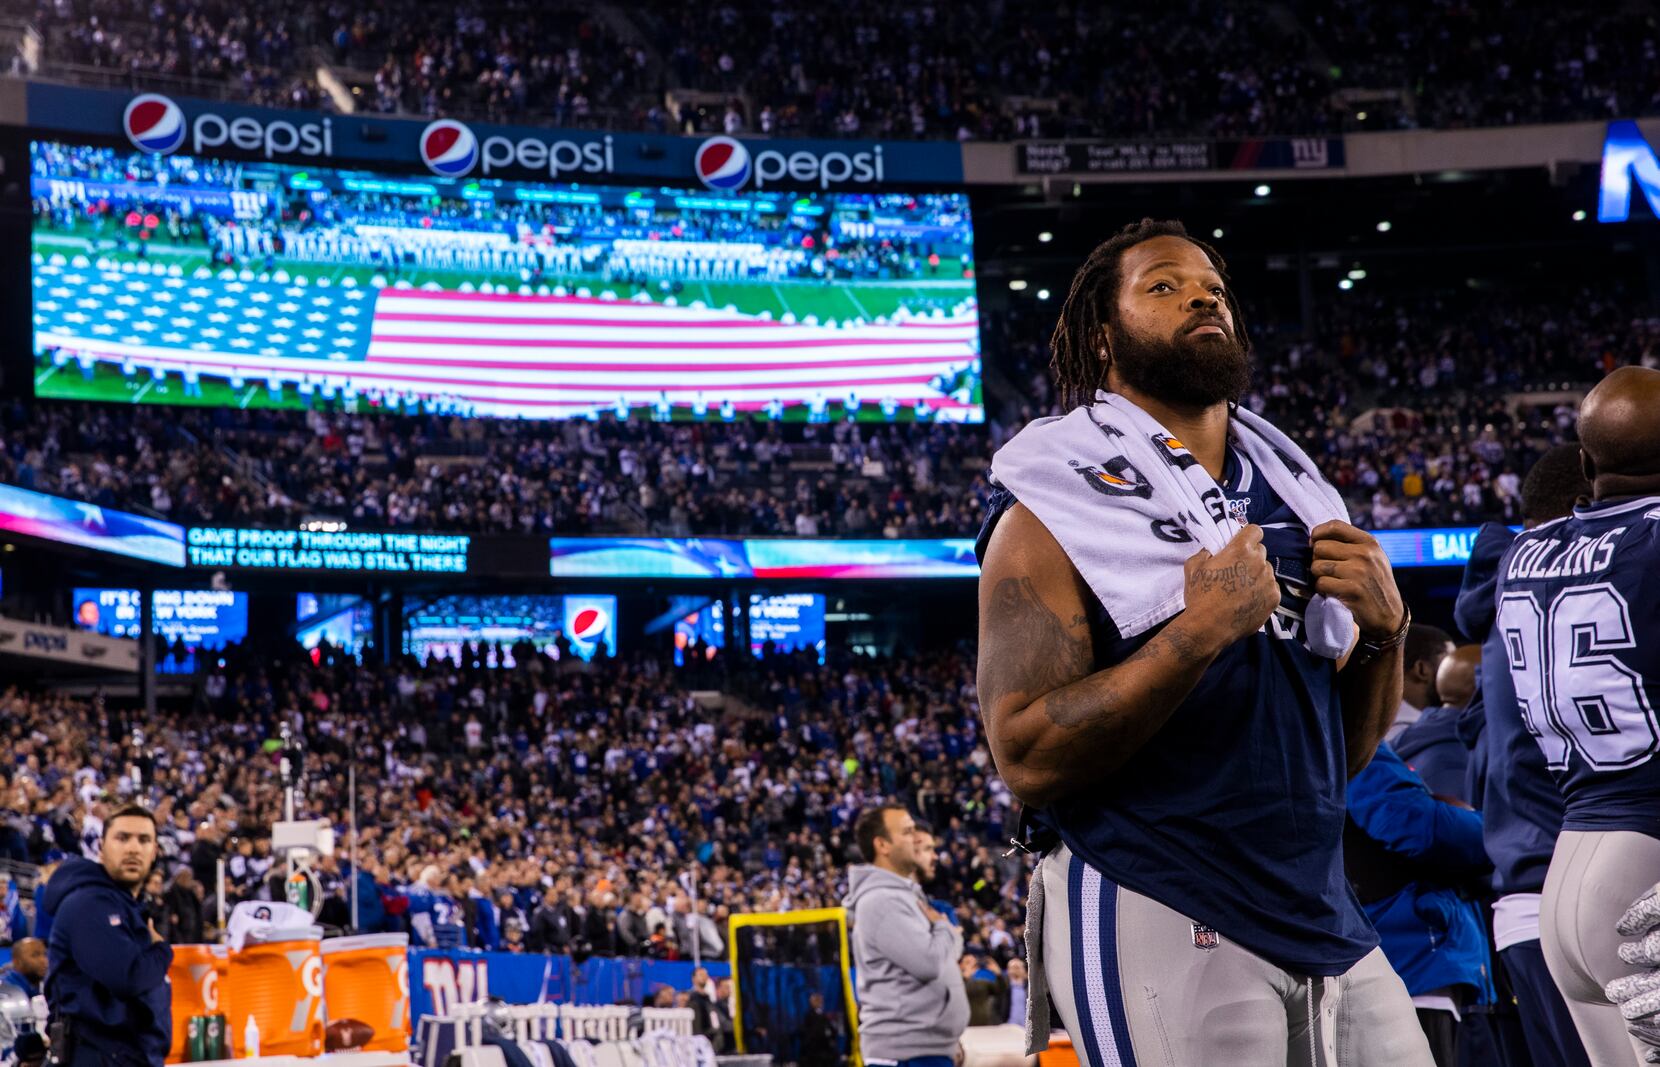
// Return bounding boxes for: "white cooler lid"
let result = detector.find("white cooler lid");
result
[321,932,410,954]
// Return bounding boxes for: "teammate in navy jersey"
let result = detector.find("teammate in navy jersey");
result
[1453,443,1593,1067]
[1489,367,1660,1064]
[977,219,1429,1065]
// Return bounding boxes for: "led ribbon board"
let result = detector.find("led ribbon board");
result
[0,482,185,566]
[186,528,471,573]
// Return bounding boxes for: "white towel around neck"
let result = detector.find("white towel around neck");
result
[988,391,1355,659]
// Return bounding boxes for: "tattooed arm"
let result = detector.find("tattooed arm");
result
[976,504,1282,809]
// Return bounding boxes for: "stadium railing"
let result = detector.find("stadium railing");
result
[30,65,273,106]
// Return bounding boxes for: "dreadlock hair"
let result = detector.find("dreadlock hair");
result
[1048,218,1251,411]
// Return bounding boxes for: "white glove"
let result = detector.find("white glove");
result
[1606,883,1660,1060]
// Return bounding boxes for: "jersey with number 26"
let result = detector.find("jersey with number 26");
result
[1494,495,1660,838]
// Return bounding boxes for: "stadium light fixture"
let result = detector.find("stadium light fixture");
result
[1338,279,1355,290]
[1009,279,1029,291]
[1376,220,1393,232]
[1037,289,1051,300]
[1037,231,1053,243]
[1573,210,1588,221]
[1254,184,1271,197]
[1347,268,1367,280]
[1212,228,1225,239]
[1356,111,1368,121]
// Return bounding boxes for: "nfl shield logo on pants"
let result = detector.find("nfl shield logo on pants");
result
[1192,923,1220,950]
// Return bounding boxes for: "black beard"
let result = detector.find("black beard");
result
[1107,321,1251,408]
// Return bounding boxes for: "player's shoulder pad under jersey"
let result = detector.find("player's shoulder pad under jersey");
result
[1502,508,1660,585]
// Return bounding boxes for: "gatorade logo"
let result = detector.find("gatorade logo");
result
[420,120,479,177]
[300,955,324,999]
[189,963,220,1011]
[124,94,187,155]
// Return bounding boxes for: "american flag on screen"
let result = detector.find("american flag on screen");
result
[33,261,981,418]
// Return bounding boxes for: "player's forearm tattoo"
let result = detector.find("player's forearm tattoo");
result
[980,577,1093,725]
[982,576,1210,732]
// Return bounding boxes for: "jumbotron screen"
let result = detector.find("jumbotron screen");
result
[29,139,982,421]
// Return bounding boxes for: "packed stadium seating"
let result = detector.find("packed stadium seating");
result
[21,0,1660,136]
[5,9,1660,1062]
[7,280,1652,538]
[0,639,1024,967]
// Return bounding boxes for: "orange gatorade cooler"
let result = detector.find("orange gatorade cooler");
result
[321,933,411,1052]
[167,944,226,1062]
[224,927,325,1056]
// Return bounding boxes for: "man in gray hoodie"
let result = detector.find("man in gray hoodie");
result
[844,805,969,1067]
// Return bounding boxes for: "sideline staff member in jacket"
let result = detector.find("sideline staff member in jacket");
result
[41,804,173,1066]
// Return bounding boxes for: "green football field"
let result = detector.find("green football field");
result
[33,228,981,420]
[35,360,982,417]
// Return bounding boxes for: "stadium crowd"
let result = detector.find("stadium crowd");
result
[995,286,1660,529]
[0,638,1023,968]
[22,0,1660,137]
[0,402,995,537]
[33,0,324,109]
[1291,1,1660,131]
[24,0,1660,137]
[12,275,1651,537]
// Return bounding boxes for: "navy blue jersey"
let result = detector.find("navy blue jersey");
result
[1492,495,1660,838]
[978,446,1377,976]
[1454,522,1563,896]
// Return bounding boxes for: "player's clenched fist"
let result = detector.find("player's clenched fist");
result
[1183,524,1280,650]
[1309,520,1406,638]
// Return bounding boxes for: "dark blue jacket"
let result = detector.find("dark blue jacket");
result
[1395,706,1473,804]
[41,858,172,1066]
[1454,522,1565,897]
[343,863,387,933]
[1348,744,1495,1003]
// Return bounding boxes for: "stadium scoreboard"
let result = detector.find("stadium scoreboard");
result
[26,130,983,423]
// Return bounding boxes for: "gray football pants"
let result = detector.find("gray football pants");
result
[1541,830,1660,1067]
[1038,843,1433,1067]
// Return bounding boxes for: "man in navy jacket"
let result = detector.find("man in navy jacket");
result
[41,805,173,1066]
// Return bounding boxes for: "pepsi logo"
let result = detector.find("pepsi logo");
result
[695,136,751,190]
[123,94,186,155]
[420,120,478,177]
[569,607,610,642]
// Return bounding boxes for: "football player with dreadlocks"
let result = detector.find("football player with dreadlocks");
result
[976,219,1428,1065]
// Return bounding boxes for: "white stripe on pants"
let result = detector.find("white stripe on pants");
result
[1038,843,1432,1067]
[1541,829,1660,1067]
